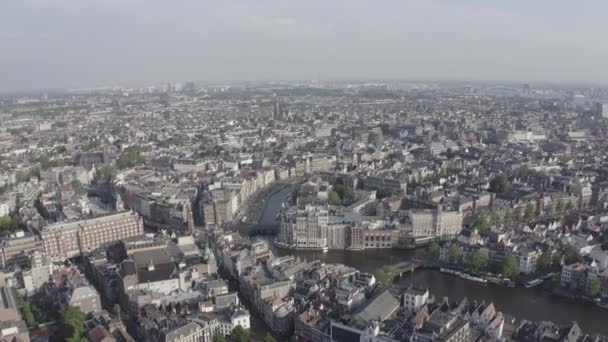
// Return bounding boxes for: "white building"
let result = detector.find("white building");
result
[403,287,429,313]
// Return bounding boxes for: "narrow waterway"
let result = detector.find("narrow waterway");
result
[255,183,608,335]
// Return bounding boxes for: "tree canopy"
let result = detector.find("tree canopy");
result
[334,184,354,204]
[472,210,501,231]
[537,254,552,271]
[563,246,581,264]
[263,333,277,342]
[328,191,342,205]
[374,265,394,285]
[469,250,489,272]
[231,325,249,342]
[0,215,24,235]
[489,174,510,194]
[427,242,440,260]
[21,302,36,327]
[524,203,536,219]
[588,278,601,296]
[447,244,462,263]
[501,256,519,277]
[71,179,87,195]
[62,306,87,342]
[213,336,227,342]
[116,146,145,169]
[374,186,394,199]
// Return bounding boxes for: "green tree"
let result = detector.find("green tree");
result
[328,191,342,205]
[555,199,564,212]
[448,244,462,264]
[469,250,489,272]
[427,242,440,260]
[472,211,490,231]
[524,203,535,219]
[213,336,227,342]
[552,254,562,268]
[489,174,510,193]
[97,165,115,178]
[263,333,277,342]
[563,246,581,264]
[537,254,552,271]
[501,256,519,277]
[21,302,36,327]
[374,186,393,199]
[503,209,513,223]
[488,211,501,226]
[374,265,394,285]
[62,306,86,342]
[588,278,601,296]
[334,184,354,204]
[15,170,27,183]
[544,273,561,290]
[71,179,87,195]
[0,215,22,235]
[116,146,145,169]
[113,304,121,320]
[231,325,249,342]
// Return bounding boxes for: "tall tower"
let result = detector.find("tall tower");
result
[273,94,280,120]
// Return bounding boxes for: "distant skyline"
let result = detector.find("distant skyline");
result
[2,0,608,92]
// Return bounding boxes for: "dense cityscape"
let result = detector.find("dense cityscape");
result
[0,81,607,342]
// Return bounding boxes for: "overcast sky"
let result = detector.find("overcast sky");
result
[1,0,608,91]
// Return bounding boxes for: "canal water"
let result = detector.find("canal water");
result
[256,184,608,335]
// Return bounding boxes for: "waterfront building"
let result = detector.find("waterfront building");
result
[560,262,601,293]
[408,208,463,240]
[403,287,429,313]
[518,248,540,275]
[279,205,328,249]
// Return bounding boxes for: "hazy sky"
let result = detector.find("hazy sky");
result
[2,0,608,91]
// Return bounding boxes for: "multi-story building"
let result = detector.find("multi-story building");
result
[363,175,407,194]
[295,308,331,342]
[560,262,600,293]
[0,231,44,269]
[518,248,540,275]
[294,154,337,177]
[408,208,463,240]
[162,322,209,342]
[40,211,144,261]
[326,223,346,249]
[346,226,365,250]
[279,206,328,249]
[362,229,398,249]
[21,251,53,294]
[403,287,429,313]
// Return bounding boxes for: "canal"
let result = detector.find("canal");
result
[255,183,608,335]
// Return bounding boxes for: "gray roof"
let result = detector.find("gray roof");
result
[352,288,399,328]
[163,322,202,342]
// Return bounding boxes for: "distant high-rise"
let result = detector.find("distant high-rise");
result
[273,94,281,120]
[183,81,196,95]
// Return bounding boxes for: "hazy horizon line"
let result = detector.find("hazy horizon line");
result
[2,76,607,96]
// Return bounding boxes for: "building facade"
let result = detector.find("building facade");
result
[40,211,144,261]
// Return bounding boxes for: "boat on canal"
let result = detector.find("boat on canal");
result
[460,273,488,284]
